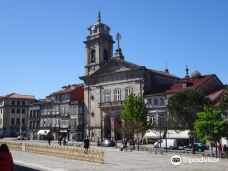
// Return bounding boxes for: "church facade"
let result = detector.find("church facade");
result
[80,13,179,141]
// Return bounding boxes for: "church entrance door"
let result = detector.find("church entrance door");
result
[104,115,111,139]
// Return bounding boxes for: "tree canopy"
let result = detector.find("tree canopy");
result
[218,86,228,113]
[121,93,148,137]
[194,106,228,143]
[167,89,210,129]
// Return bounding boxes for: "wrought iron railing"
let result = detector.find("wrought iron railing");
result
[99,101,123,108]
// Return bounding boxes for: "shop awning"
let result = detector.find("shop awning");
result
[166,130,190,139]
[144,130,160,139]
[144,129,190,139]
[37,130,50,136]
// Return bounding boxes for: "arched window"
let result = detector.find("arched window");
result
[114,89,121,101]
[103,90,111,102]
[90,49,95,63]
[125,87,133,99]
[103,49,108,63]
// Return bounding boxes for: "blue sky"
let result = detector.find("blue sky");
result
[0,0,227,99]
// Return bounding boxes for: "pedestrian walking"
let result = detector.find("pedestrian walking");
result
[63,138,67,146]
[0,143,14,171]
[48,134,52,146]
[218,143,223,158]
[84,136,90,154]
[58,136,63,146]
[223,144,228,159]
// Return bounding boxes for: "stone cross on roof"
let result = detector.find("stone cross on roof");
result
[185,65,189,78]
[116,32,121,49]
[97,11,101,23]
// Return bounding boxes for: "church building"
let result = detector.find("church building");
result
[80,13,179,141]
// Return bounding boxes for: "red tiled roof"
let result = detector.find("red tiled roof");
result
[48,83,84,96]
[207,88,224,102]
[165,75,215,94]
[2,93,35,100]
[47,83,84,101]
[211,88,228,107]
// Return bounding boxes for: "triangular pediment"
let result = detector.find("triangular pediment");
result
[91,57,142,76]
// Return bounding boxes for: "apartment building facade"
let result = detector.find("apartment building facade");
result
[0,93,36,138]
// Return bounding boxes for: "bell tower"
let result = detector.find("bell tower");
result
[84,12,114,75]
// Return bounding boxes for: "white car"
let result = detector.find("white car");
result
[17,136,26,140]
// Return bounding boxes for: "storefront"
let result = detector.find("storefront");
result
[144,129,190,145]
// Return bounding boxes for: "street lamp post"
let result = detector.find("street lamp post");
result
[159,116,162,148]
[165,114,168,152]
[58,103,61,139]
[19,113,22,140]
[19,108,23,140]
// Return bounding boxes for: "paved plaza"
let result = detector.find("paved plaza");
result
[12,145,228,171]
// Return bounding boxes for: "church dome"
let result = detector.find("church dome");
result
[191,70,201,78]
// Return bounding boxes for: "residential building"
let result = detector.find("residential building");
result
[144,69,224,128]
[38,84,84,141]
[0,93,36,138]
[27,101,41,140]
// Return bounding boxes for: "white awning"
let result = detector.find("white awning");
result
[37,130,50,136]
[166,130,190,139]
[144,129,190,139]
[144,130,160,139]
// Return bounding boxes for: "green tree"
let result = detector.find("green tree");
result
[218,85,228,113]
[121,93,148,148]
[194,106,228,156]
[167,89,210,153]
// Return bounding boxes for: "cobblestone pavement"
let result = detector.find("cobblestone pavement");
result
[12,146,228,171]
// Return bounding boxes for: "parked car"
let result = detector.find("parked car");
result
[100,139,116,147]
[184,142,208,152]
[17,135,26,140]
[154,139,177,150]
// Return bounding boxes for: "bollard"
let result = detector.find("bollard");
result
[22,142,25,152]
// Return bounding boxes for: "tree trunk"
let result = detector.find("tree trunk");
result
[191,137,195,154]
[137,139,140,151]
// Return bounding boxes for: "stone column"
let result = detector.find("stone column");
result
[111,117,115,139]
[101,113,105,140]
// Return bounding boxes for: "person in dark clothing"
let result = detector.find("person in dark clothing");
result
[223,144,228,159]
[63,138,67,146]
[58,136,63,146]
[48,135,52,146]
[84,137,90,153]
[0,143,14,171]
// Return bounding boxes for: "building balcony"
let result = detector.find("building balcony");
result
[99,101,123,109]
[146,104,167,109]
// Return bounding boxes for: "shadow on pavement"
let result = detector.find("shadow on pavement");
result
[15,164,40,171]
